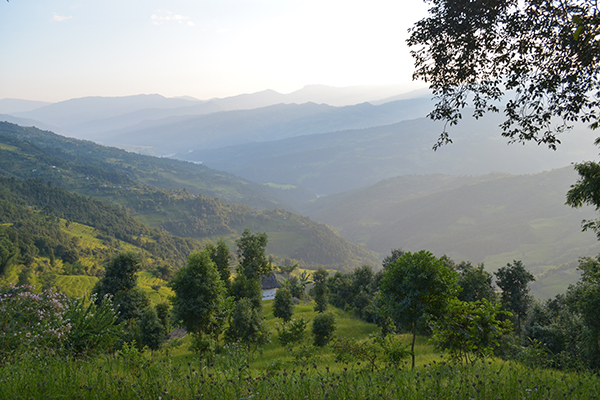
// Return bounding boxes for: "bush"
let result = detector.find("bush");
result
[0,284,70,358]
[276,317,308,347]
[312,312,336,346]
[273,287,294,322]
[64,294,120,356]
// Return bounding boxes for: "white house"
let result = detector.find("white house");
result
[261,273,281,300]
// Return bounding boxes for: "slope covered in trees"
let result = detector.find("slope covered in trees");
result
[0,123,375,270]
[305,168,600,296]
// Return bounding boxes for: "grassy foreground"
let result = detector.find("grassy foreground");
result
[2,352,599,400]
[2,300,600,399]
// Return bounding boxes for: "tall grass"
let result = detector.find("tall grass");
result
[2,351,599,400]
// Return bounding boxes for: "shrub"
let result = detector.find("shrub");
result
[273,287,294,322]
[0,284,69,358]
[312,312,336,346]
[275,317,308,347]
[64,294,119,356]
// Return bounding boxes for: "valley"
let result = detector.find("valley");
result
[1,86,599,299]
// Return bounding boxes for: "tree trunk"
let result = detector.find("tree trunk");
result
[411,325,416,370]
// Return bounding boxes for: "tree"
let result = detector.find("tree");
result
[235,229,271,282]
[139,306,166,351]
[0,227,18,276]
[382,248,405,269]
[567,161,600,239]
[225,297,270,349]
[273,287,294,322]
[205,238,232,291]
[93,252,149,322]
[312,267,329,313]
[169,250,225,337]
[312,312,336,347]
[431,298,512,366]
[408,0,600,150]
[566,255,600,369]
[379,250,459,369]
[495,260,535,335]
[455,261,497,303]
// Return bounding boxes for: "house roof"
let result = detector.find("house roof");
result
[261,273,281,290]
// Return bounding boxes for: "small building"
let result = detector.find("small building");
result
[261,273,281,300]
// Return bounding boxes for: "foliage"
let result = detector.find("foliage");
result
[327,265,383,324]
[374,334,412,367]
[93,252,150,322]
[567,161,600,240]
[275,317,308,347]
[566,255,600,369]
[454,260,497,303]
[205,238,232,291]
[495,260,535,334]
[430,298,512,366]
[0,284,70,358]
[0,226,18,275]
[64,294,120,356]
[273,287,294,322]
[189,332,218,364]
[235,229,272,282]
[230,271,263,309]
[311,267,329,313]
[382,248,405,269]
[379,250,459,368]
[139,306,167,351]
[408,0,600,149]
[225,297,270,349]
[312,312,336,346]
[169,250,225,336]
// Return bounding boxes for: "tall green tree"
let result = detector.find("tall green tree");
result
[379,250,459,369]
[169,250,225,337]
[566,255,600,369]
[205,238,232,291]
[139,306,166,351]
[455,261,497,303]
[236,229,271,282]
[273,287,294,322]
[312,267,329,313]
[495,260,535,335]
[225,297,270,349]
[93,252,149,322]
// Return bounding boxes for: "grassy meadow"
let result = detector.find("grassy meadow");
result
[2,298,600,399]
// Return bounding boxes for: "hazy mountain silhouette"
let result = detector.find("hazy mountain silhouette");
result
[177,113,598,196]
[90,98,434,155]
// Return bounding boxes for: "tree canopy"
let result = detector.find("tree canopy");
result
[169,250,225,336]
[379,250,459,368]
[409,0,600,149]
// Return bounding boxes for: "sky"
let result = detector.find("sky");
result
[0,0,430,102]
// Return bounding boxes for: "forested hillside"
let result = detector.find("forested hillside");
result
[305,168,600,296]
[0,122,375,270]
[0,177,203,272]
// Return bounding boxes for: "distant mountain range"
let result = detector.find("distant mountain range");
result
[3,84,600,298]
[177,113,598,196]
[5,84,426,141]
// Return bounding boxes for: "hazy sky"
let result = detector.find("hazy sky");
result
[0,0,429,102]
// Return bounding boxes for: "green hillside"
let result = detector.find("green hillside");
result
[0,123,376,270]
[0,121,290,210]
[305,168,600,297]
